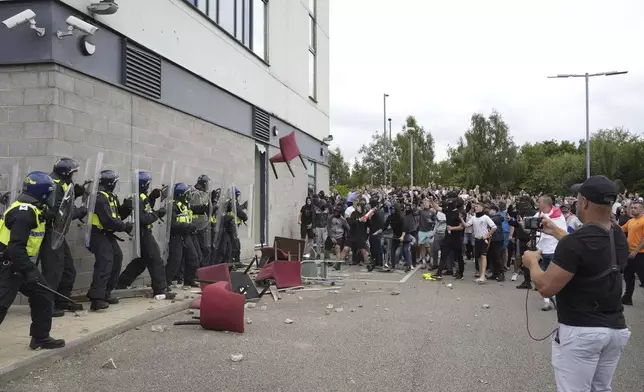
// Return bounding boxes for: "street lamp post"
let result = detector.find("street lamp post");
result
[383,93,389,186]
[547,71,628,179]
[406,127,415,188]
[388,118,392,186]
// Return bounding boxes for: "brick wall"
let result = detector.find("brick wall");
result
[1,64,319,299]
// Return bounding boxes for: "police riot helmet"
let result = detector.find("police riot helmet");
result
[196,174,210,191]
[99,170,119,192]
[174,183,189,200]
[22,171,55,202]
[138,172,152,193]
[53,158,79,181]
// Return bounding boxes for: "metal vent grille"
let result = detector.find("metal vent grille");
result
[253,107,270,142]
[124,43,162,100]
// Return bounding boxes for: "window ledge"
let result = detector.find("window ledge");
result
[309,96,318,103]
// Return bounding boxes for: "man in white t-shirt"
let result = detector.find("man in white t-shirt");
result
[532,196,568,310]
[464,204,497,284]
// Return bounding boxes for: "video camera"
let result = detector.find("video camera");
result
[523,216,543,231]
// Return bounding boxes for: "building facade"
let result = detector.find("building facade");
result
[0,0,330,294]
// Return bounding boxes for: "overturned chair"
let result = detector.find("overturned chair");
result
[174,281,246,333]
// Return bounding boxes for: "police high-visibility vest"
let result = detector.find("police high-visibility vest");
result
[53,178,69,192]
[0,201,46,257]
[92,191,119,230]
[140,193,153,230]
[176,201,192,224]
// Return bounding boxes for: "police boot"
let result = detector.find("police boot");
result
[61,302,84,312]
[183,280,200,288]
[90,299,109,311]
[30,336,65,350]
[52,307,65,318]
[105,295,120,305]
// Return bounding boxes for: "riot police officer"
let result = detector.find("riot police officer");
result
[165,183,200,288]
[192,175,212,266]
[87,170,133,311]
[213,187,248,265]
[41,158,87,317]
[116,172,175,299]
[0,172,65,350]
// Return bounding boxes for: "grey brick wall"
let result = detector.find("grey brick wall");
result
[0,64,322,301]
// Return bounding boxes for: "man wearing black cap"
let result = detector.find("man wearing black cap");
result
[523,176,631,391]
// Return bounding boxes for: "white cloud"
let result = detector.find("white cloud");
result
[329,0,644,162]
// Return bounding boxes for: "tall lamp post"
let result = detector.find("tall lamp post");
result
[547,71,628,179]
[383,93,389,186]
[388,118,392,186]
[406,127,415,188]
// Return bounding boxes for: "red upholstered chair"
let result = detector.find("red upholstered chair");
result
[255,260,303,289]
[190,264,232,309]
[175,281,246,333]
[269,131,307,179]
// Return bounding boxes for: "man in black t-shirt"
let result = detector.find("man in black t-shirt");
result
[434,204,465,280]
[522,176,631,392]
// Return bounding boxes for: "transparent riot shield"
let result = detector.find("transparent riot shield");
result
[160,161,176,260]
[154,162,166,242]
[8,163,20,206]
[51,184,75,250]
[229,184,238,228]
[131,168,141,258]
[84,153,103,249]
[205,177,213,247]
[188,188,210,232]
[76,157,93,244]
[211,180,230,263]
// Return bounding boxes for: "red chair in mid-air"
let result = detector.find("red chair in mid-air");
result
[269,131,307,179]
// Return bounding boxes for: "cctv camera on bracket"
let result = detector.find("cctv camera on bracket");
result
[87,1,119,15]
[2,9,46,36]
[56,16,98,39]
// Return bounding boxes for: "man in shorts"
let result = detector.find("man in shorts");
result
[417,199,436,268]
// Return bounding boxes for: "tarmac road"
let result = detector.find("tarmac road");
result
[4,268,644,392]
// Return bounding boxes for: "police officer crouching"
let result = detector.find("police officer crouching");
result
[41,158,88,317]
[0,172,65,350]
[87,170,133,311]
[165,183,200,288]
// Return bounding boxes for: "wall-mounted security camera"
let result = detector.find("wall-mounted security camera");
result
[2,9,46,36]
[88,1,119,15]
[56,16,98,39]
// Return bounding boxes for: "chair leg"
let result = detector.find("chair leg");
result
[285,160,295,177]
[298,154,307,169]
[270,161,279,179]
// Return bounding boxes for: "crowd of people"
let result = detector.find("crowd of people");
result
[299,183,644,309]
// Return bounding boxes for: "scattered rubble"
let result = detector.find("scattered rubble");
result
[186,309,195,315]
[80,328,89,334]
[447,284,453,289]
[246,318,252,325]
[260,306,267,311]
[101,358,117,369]
[230,354,244,362]
[335,307,344,313]
[74,310,88,317]
[391,291,400,296]
[479,379,489,385]
[350,309,356,313]
[298,296,303,300]
[330,290,340,294]
[358,304,363,308]
[147,306,154,310]
[384,308,389,311]
[456,298,461,301]
[483,304,491,309]
[326,304,334,309]
[284,318,294,324]
[325,309,332,315]
[151,325,167,333]
[244,303,256,309]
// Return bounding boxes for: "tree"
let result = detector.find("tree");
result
[349,159,370,187]
[357,132,389,186]
[329,147,350,186]
[391,116,435,186]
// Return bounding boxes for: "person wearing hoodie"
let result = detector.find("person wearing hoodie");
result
[326,204,350,270]
[299,197,315,240]
[348,202,372,271]
[487,205,506,282]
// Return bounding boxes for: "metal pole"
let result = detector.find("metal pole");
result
[388,119,392,186]
[383,94,388,187]
[410,136,414,188]
[585,73,590,179]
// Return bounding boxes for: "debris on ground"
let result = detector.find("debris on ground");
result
[80,328,89,334]
[325,309,331,315]
[74,310,88,317]
[335,307,344,313]
[284,318,294,324]
[135,327,140,330]
[376,305,380,307]
[244,302,256,309]
[358,304,363,308]
[479,379,489,384]
[483,304,491,309]
[350,309,356,313]
[326,304,334,309]
[182,287,189,291]
[298,296,303,300]
[151,325,167,333]
[384,308,389,311]
[246,318,252,324]
[330,290,340,294]
[391,291,401,296]
[447,284,453,289]
[230,354,244,362]
[147,306,154,310]
[33,376,43,381]
[457,298,461,301]
[285,289,295,295]
[186,309,195,315]
[101,358,117,369]
[260,306,267,311]
[467,324,471,328]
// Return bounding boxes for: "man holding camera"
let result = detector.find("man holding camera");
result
[523,176,630,392]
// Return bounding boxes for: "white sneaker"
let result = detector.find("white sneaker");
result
[475,277,485,285]
[511,273,518,281]
[542,299,553,311]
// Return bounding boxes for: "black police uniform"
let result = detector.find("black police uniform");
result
[87,188,131,304]
[165,199,200,286]
[117,192,169,296]
[0,196,63,348]
[190,193,211,267]
[40,172,86,314]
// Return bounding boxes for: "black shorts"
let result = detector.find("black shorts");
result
[300,225,314,240]
[474,238,489,257]
[325,236,345,251]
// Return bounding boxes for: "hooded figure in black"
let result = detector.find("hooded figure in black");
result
[299,196,315,240]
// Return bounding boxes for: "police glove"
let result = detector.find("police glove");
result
[76,206,88,220]
[124,221,134,235]
[0,191,9,206]
[149,188,162,201]
[155,207,167,219]
[23,268,41,284]
[73,183,86,198]
[122,197,133,210]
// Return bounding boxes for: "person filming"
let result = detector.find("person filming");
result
[522,176,631,392]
